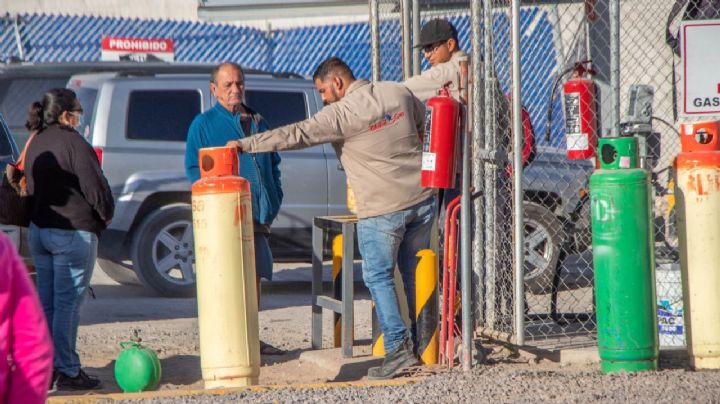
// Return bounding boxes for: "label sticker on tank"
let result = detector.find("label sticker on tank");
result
[566,133,588,151]
[422,152,436,171]
[619,156,631,168]
[423,107,433,152]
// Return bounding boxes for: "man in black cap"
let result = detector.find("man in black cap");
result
[404,18,468,102]
[404,18,511,279]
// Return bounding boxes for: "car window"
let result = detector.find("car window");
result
[0,121,13,157]
[0,114,17,170]
[245,90,307,129]
[126,90,201,141]
[74,87,98,140]
[0,78,70,130]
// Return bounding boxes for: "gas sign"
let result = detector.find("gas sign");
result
[682,21,720,116]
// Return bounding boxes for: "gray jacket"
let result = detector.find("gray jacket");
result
[239,79,434,219]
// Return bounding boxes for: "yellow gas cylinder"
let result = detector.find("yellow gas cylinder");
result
[192,146,260,387]
[346,180,357,214]
[676,120,720,370]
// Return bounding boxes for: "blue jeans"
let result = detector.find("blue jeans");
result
[357,196,437,354]
[29,224,97,378]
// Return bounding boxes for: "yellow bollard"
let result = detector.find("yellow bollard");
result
[415,249,438,365]
[192,146,260,388]
[346,181,357,214]
[371,303,385,357]
[332,235,343,348]
[676,121,720,370]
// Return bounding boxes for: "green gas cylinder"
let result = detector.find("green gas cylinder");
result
[114,341,162,392]
[590,136,658,373]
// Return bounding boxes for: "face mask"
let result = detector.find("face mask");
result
[75,114,85,131]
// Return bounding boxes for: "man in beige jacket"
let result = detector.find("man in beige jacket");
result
[228,57,436,380]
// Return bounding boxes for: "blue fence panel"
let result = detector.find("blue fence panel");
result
[0,10,564,144]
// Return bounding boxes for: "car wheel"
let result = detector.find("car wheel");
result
[131,204,196,297]
[97,258,140,285]
[523,202,564,295]
[573,196,592,253]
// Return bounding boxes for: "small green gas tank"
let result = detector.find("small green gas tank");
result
[114,340,162,392]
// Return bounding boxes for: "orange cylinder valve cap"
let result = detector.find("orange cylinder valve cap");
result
[199,146,239,178]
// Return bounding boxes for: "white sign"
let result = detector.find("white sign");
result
[101,36,175,62]
[681,21,720,116]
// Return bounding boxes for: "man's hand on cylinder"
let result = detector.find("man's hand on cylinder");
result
[226,139,243,152]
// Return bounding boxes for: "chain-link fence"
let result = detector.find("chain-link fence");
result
[370,0,705,354]
[513,0,689,350]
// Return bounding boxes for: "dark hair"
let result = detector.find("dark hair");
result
[26,88,79,132]
[312,57,356,82]
[210,61,244,84]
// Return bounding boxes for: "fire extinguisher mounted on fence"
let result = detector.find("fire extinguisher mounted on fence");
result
[421,85,461,189]
[563,60,598,160]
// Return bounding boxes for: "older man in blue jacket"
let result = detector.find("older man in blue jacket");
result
[185,61,284,355]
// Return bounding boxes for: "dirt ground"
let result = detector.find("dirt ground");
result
[47,261,635,400]
[49,262,380,398]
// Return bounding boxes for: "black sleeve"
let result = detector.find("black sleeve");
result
[70,137,115,222]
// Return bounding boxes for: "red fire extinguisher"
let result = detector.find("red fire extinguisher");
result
[563,61,598,160]
[422,87,460,189]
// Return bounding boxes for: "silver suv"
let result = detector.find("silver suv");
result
[69,69,348,296]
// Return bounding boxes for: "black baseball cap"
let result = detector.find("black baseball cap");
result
[415,19,457,48]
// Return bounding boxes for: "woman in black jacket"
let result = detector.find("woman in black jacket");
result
[24,88,114,391]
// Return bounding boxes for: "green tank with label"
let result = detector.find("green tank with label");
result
[590,136,658,373]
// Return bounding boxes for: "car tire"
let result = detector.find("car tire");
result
[523,202,564,295]
[97,258,141,285]
[131,204,196,297]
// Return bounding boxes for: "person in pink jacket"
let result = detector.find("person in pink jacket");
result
[0,232,53,404]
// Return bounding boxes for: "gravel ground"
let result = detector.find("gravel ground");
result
[92,361,720,403]
[49,264,720,403]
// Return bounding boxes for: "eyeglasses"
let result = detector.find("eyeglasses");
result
[422,41,446,54]
[70,109,83,116]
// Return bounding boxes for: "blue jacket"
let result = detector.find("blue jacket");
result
[185,103,283,226]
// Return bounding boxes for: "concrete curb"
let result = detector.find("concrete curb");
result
[48,377,423,403]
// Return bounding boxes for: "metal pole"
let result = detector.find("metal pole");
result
[460,64,472,371]
[12,15,25,61]
[483,0,497,330]
[610,0,620,135]
[370,0,381,82]
[412,0,421,76]
[511,0,525,346]
[470,0,485,351]
[401,0,412,80]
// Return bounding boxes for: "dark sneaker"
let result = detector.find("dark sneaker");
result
[56,369,102,391]
[48,369,58,392]
[367,336,418,380]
